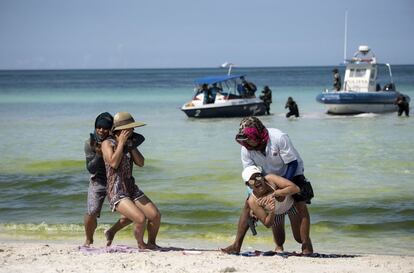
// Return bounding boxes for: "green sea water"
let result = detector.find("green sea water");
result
[0,67,413,254]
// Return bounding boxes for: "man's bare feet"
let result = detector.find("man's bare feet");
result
[301,242,313,255]
[146,243,162,250]
[220,244,241,254]
[104,229,114,247]
[275,246,284,253]
[302,249,313,255]
[83,239,93,247]
[137,243,148,250]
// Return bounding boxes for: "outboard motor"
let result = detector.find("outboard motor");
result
[383,83,395,91]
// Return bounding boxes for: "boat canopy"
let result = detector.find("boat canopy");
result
[194,74,245,85]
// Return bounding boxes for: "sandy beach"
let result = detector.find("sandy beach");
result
[0,241,413,273]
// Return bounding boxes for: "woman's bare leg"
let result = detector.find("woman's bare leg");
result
[271,215,286,252]
[104,216,132,246]
[135,196,161,249]
[288,212,302,244]
[115,198,147,249]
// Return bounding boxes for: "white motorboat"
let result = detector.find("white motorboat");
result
[181,74,266,118]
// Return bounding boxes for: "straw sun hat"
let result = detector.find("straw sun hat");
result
[112,112,146,131]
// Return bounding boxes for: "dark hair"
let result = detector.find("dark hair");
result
[95,112,113,129]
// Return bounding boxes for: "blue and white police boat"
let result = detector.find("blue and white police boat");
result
[316,45,410,115]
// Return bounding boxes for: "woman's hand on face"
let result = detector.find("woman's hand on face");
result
[118,129,132,144]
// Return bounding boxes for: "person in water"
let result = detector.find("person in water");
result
[395,95,410,117]
[102,112,161,249]
[83,112,131,247]
[259,86,272,115]
[285,97,300,118]
[242,165,310,253]
[222,116,314,255]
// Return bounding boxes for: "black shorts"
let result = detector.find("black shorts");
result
[291,175,314,204]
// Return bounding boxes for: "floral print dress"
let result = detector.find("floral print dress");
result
[105,138,144,211]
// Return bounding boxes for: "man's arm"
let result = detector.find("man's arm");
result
[265,174,300,197]
[283,160,298,180]
[84,140,100,174]
[130,148,144,167]
[278,134,299,178]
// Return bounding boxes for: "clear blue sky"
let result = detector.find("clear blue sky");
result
[1,0,413,69]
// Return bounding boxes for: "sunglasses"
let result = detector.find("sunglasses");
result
[235,133,248,141]
[246,175,263,187]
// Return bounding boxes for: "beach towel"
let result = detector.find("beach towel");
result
[78,245,223,255]
[78,245,206,255]
[79,245,151,254]
[239,250,358,259]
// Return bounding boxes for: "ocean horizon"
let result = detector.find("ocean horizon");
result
[2,63,414,71]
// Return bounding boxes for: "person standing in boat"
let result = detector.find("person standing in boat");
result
[201,83,213,104]
[240,76,257,97]
[222,116,314,255]
[83,112,132,247]
[285,97,300,118]
[259,85,272,115]
[332,68,341,91]
[395,95,410,117]
[208,83,222,102]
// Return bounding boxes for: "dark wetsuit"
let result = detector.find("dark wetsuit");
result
[285,101,299,118]
[260,88,272,115]
[397,99,409,116]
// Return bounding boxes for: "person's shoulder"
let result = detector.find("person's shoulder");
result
[102,136,115,146]
[84,136,93,147]
[241,146,249,154]
[268,128,285,136]
[247,195,257,206]
[268,128,289,143]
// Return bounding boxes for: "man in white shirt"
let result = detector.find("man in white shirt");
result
[222,116,314,255]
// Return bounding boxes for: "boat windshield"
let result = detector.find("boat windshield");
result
[350,68,367,78]
[193,74,248,98]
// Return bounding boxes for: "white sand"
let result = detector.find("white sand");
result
[0,241,413,273]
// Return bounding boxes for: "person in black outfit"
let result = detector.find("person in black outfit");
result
[395,95,410,117]
[285,97,299,118]
[259,85,272,115]
[332,68,341,91]
[240,76,257,97]
[201,83,213,104]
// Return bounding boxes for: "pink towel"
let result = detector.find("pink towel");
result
[78,245,151,254]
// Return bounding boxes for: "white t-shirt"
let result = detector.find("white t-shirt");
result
[241,128,304,177]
